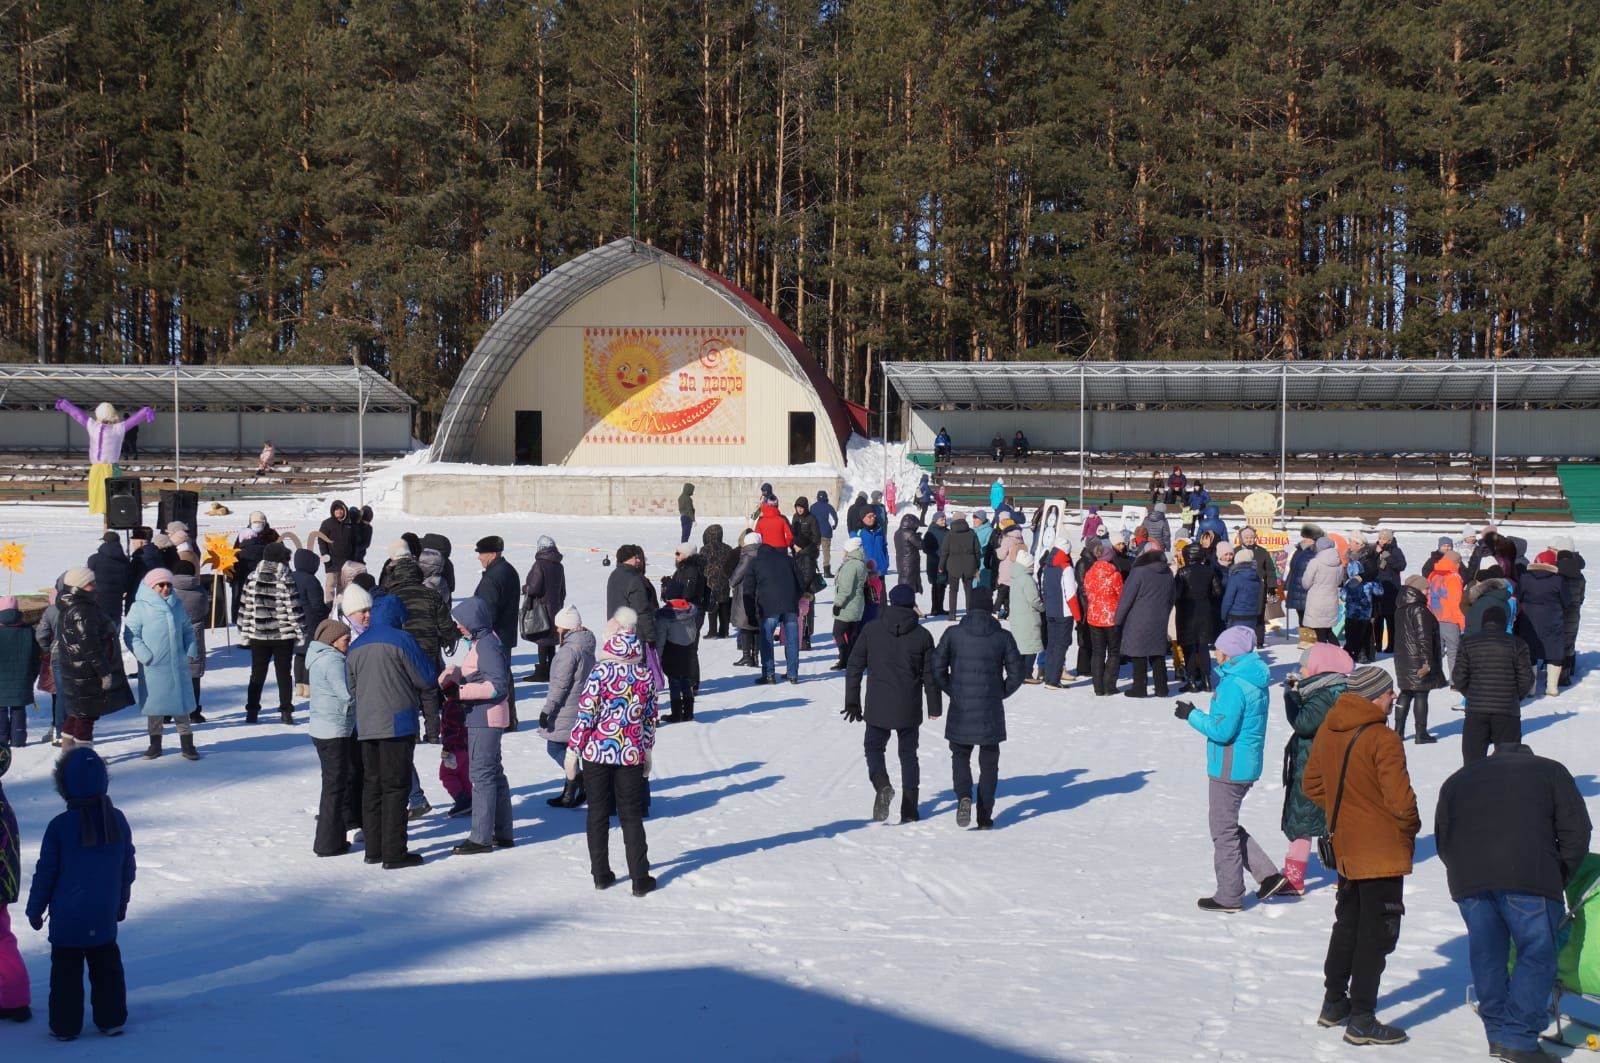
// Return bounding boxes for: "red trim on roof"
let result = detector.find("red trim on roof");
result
[672,254,853,460]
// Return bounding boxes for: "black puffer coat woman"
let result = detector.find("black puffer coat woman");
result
[54,572,134,744]
[1392,578,1445,741]
[523,537,567,678]
[894,514,924,594]
[700,524,737,639]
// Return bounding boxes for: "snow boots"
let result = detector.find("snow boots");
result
[1342,1014,1407,1046]
[872,783,895,822]
[1561,654,1577,687]
[180,732,200,761]
[143,735,162,760]
[1283,838,1311,894]
[900,788,920,823]
[1548,664,1562,697]
[956,796,972,828]
[547,776,586,809]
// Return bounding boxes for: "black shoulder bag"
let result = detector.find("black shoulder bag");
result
[1317,723,1375,870]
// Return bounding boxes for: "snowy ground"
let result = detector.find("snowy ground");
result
[3,487,1600,1061]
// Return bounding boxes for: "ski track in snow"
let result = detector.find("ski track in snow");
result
[1,492,1597,1060]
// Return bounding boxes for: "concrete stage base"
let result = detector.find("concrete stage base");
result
[403,470,846,518]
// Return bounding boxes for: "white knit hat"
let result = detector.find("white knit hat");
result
[1014,549,1035,569]
[846,537,863,553]
[743,532,762,547]
[554,605,582,630]
[62,566,94,590]
[1550,535,1576,554]
[340,584,373,614]
[611,606,638,630]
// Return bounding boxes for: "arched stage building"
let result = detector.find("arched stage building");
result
[407,238,854,516]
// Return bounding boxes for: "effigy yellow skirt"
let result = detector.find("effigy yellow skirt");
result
[87,462,120,515]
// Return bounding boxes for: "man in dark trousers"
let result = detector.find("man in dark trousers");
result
[1302,667,1420,1047]
[472,535,521,727]
[317,500,356,604]
[843,583,942,824]
[751,543,804,685]
[1452,604,1534,764]
[931,585,1025,830]
[1437,743,1591,1063]
[606,545,658,648]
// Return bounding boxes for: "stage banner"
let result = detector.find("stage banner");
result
[582,326,747,445]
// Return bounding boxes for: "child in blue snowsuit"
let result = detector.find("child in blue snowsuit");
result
[1341,560,1381,664]
[25,747,136,1041]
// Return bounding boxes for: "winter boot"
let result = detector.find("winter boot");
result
[1547,664,1562,697]
[872,782,895,823]
[1342,1014,1407,1046]
[280,708,296,725]
[1392,694,1410,740]
[1561,654,1576,687]
[975,800,994,830]
[1256,873,1291,900]
[682,694,694,722]
[190,709,205,723]
[1196,897,1243,913]
[956,796,973,828]
[1316,995,1352,1027]
[180,733,200,761]
[142,734,162,760]
[900,788,920,822]
[1414,696,1433,743]
[1283,839,1310,894]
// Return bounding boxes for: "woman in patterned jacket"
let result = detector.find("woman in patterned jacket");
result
[239,542,309,724]
[566,607,658,896]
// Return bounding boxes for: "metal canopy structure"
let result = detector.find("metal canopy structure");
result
[0,363,415,413]
[881,359,1600,410]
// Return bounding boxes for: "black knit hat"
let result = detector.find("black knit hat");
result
[969,586,994,613]
[475,535,503,554]
[263,543,291,564]
[1300,523,1323,541]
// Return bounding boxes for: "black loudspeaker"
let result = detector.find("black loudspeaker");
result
[158,489,199,537]
[105,476,143,530]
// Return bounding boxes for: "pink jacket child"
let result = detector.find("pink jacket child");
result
[55,400,155,465]
[0,745,28,1020]
[437,687,471,810]
[885,480,898,516]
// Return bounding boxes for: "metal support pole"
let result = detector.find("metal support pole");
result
[1490,364,1499,521]
[1078,365,1086,514]
[357,367,366,508]
[880,363,889,499]
[1279,361,1287,531]
[172,362,181,491]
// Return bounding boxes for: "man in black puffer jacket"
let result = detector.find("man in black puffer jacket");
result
[938,516,981,617]
[606,545,658,646]
[1553,535,1587,686]
[931,586,1025,830]
[893,513,924,595]
[382,545,458,742]
[1437,743,1591,1060]
[844,583,942,824]
[292,548,332,700]
[1452,605,1534,765]
[87,533,132,627]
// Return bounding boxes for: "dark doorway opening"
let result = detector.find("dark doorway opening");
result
[788,412,816,465]
[515,411,543,465]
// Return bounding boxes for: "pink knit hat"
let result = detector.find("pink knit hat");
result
[1302,643,1355,678]
[142,567,175,589]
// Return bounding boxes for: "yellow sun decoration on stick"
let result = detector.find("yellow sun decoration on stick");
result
[0,542,22,595]
[203,534,240,576]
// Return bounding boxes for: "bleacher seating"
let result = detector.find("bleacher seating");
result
[930,451,1576,524]
[0,450,383,503]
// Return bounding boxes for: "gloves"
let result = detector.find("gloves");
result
[841,704,863,723]
[101,675,114,691]
[538,711,553,731]
[1174,700,1196,721]
[563,748,579,782]
[28,913,43,931]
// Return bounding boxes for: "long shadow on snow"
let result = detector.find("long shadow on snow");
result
[652,817,874,887]
[1422,709,1576,741]
[1376,931,1471,1030]
[691,697,806,724]
[990,768,1154,828]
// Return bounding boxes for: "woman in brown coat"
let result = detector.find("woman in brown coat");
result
[1302,667,1420,1047]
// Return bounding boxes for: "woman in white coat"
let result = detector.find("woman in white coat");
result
[1299,537,1344,645]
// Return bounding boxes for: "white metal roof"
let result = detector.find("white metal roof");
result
[0,363,414,413]
[881,359,1600,409]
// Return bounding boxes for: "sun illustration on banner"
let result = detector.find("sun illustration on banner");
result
[203,533,240,576]
[583,327,747,443]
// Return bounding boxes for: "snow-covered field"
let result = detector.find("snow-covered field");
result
[3,483,1599,1061]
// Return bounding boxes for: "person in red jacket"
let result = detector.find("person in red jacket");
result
[1083,542,1125,696]
[754,503,794,550]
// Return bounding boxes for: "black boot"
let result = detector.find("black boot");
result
[900,787,920,823]
[682,693,694,722]
[1392,694,1410,741]
[142,734,162,760]
[1561,654,1576,686]
[1413,692,1433,743]
[180,732,200,761]
[871,780,895,822]
[547,778,583,808]
[189,709,205,723]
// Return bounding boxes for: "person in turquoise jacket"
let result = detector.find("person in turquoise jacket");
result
[1176,625,1288,912]
[989,478,1006,512]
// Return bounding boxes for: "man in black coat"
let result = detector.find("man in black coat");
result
[126,526,164,613]
[317,500,357,603]
[751,543,804,685]
[938,516,981,616]
[1452,605,1534,765]
[1372,530,1406,654]
[1437,743,1591,1061]
[606,544,659,647]
[1553,535,1587,686]
[87,533,132,627]
[846,493,871,536]
[844,583,942,824]
[931,586,1026,830]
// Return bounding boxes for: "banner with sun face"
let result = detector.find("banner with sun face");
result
[582,327,747,445]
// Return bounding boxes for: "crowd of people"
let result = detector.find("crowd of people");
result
[0,473,1595,1058]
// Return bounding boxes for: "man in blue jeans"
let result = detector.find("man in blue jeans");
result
[751,543,803,685]
[1437,742,1591,1063]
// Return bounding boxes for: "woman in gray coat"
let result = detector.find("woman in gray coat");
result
[1007,550,1045,667]
[539,605,598,809]
[1114,547,1176,697]
[1300,537,1343,642]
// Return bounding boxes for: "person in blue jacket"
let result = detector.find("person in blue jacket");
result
[1220,549,1265,634]
[811,490,839,577]
[989,478,1006,513]
[1196,504,1228,542]
[934,427,952,461]
[25,747,136,1041]
[857,509,890,582]
[1175,626,1287,912]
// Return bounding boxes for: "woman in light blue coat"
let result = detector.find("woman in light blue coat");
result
[123,567,199,760]
[308,619,360,856]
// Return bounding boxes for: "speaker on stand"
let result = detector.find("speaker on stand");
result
[105,477,143,531]
[158,489,200,537]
